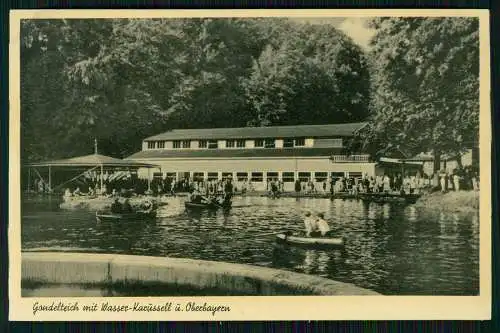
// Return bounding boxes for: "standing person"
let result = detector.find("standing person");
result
[472,172,479,191]
[224,178,234,199]
[383,175,391,193]
[440,171,447,192]
[453,172,461,191]
[270,179,278,198]
[295,179,301,194]
[241,179,247,195]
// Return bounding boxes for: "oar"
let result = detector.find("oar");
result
[252,231,285,237]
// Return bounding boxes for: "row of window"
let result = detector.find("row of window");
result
[146,138,314,149]
[153,171,362,182]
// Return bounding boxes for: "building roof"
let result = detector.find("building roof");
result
[28,153,159,168]
[126,147,345,160]
[143,122,368,141]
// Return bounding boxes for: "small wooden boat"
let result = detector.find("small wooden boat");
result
[275,233,344,248]
[184,201,232,210]
[95,210,157,223]
[359,192,421,204]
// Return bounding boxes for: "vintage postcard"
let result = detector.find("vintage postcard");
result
[9,9,491,320]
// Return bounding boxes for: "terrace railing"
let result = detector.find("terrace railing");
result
[329,154,371,163]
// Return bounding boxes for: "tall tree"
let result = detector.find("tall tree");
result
[243,22,371,126]
[21,18,373,162]
[361,17,479,170]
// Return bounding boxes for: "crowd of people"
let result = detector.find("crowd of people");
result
[32,165,479,199]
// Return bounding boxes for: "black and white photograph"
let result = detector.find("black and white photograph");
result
[9,10,491,320]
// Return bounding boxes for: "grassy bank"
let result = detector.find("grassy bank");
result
[414,190,479,214]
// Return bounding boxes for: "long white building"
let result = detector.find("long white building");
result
[126,122,382,191]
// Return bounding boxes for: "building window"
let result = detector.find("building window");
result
[165,172,176,180]
[264,139,275,149]
[157,141,165,149]
[208,140,218,149]
[331,172,344,180]
[295,138,305,147]
[199,140,207,148]
[347,172,362,179]
[147,141,156,149]
[255,139,264,148]
[266,172,278,181]
[251,172,263,182]
[222,172,233,180]
[236,140,246,148]
[193,172,204,181]
[207,172,218,181]
[282,172,295,182]
[226,140,235,148]
[173,140,181,149]
[315,172,328,182]
[181,140,191,148]
[331,138,343,147]
[298,172,311,182]
[236,172,248,181]
[283,138,294,148]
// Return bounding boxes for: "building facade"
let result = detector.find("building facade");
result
[126,122,381,191]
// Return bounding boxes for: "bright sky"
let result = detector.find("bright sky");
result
[290,17,376,50]
[337,18,376,50]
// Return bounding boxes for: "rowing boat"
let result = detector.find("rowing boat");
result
[95,210,157,223]
[184,201,232,209]
[358,192,421,204]
[275,233,344,248]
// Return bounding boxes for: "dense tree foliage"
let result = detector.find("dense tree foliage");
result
[243,21,370,126]
[20,18,370,162]
[359,17,479,170]
[21,17,479,168]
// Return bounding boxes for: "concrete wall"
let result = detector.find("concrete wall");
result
[22,252,379,296]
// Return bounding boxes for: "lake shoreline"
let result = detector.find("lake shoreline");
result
[414,190,479,214]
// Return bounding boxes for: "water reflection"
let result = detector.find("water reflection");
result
[21,196,479,295]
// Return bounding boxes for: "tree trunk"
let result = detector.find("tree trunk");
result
[455,154,463,169]
[433,149,441,173]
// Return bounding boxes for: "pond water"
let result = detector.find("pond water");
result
[21,196,479,295]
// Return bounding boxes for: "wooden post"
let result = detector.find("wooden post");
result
[48,166,52,193]
[147,168,151,192]
[27,167,31,193]
[100,164,104,194]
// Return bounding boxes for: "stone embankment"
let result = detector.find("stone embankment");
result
[22,252,379,296]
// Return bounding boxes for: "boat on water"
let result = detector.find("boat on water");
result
[95,210,157,223]
[184,201,232,210]
[358,192,421,204]
[275,233,344,248]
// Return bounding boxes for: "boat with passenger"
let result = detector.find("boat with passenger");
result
[95,197,157,222]
[95,209,157,223]
[358,192,421,204]
[184,189,232,210]
[275,233,344,248]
